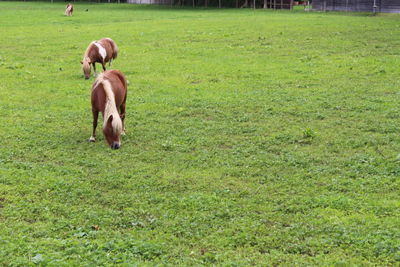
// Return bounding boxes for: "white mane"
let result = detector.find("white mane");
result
[83,41,96,62]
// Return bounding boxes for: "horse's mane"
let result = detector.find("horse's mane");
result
[83,41,96,62]
[95,73,123,134]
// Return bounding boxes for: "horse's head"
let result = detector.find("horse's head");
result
[81,57,91,79]
[103,114,123,149]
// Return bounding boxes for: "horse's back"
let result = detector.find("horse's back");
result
[107,70,127,92]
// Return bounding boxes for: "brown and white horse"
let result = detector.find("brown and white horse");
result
[89,70,127,149]
[64,3,73,16]
[81,38,118,80]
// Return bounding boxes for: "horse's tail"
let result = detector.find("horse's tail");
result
[107,38,118,60]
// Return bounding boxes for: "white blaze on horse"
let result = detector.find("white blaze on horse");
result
[64,3,73,16]
[81,38,118,79]
[89,70,127,149]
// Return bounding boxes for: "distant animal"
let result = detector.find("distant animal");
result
[64,3,73,16]
[89,70,127,149]
[81,38,118,79]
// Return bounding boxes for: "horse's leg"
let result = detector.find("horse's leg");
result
[102,62,106,71]
[109,58,112,67]
[89,110,98,142]
[92,63,97,77]
[120,102,126,135]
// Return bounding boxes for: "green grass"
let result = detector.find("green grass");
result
[0,2,400,265]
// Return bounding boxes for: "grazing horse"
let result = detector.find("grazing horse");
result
[89,70,127,149]
[64,3,73,16]
[81,38,118,79]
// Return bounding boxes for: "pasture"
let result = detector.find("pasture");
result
[0,2,399,265]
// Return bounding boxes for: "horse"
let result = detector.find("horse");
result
[64,3,73,16]
[89,70,127,149]
[81,38,118,80]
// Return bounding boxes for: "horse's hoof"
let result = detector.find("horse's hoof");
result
[88,136,96,142]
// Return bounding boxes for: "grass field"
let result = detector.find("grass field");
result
[0,2,399,265]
